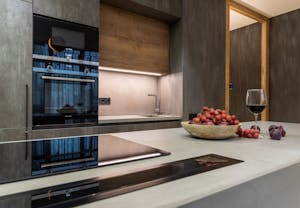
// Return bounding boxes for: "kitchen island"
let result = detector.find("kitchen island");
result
[1,121,300,208]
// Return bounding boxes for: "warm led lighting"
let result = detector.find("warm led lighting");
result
[98,153,162,166]
[99,66,163,76]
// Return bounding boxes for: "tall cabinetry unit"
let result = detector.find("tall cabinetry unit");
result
[0,0,32,141]
[0,0,33,181]
[32,0,100,28]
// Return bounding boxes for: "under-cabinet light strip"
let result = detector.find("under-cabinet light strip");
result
[98,153,162,167]
[99,66,163,76]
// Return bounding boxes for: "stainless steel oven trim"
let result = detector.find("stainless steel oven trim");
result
[41,76,95,83]
[41,157,96,168]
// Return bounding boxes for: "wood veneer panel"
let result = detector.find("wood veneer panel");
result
[100,3,170,74]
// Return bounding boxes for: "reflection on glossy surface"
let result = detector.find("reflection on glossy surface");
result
[0,135,169,184]
[32,136,98,176]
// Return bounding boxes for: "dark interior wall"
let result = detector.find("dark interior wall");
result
[182,0,226,119]
[269,9,300,122]
[230,23,261,121]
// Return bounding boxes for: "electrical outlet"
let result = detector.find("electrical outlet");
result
[99,97,111,105]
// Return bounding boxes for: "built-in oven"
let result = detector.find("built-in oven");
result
[32,136,98,176]
[32,14,99,127]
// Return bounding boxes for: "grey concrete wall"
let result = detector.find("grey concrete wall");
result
[182,0,226,119]
[269,9,300,122]
[158,19,183,117]
[0,0,32,141]
[230,23,261,122]
[33,0,99,27]
[182,162,300,208]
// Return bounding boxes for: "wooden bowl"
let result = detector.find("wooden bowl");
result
[181,121,239,139]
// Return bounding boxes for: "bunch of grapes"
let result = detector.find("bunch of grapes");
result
[189,107,240,126]
[236,126,260,139]
[269,125,286,140]
[237,125,287,140]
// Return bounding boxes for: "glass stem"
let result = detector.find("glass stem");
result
[254,113,258,130]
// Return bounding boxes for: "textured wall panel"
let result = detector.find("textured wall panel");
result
[269,9,300,122]
[230,23,261,122]
[0,0,32,140]
[182,0,226,119]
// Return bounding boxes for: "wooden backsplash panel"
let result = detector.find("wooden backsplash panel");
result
[100,3,170,74]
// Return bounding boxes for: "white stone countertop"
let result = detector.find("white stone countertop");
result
[99,114,182,124]
[1,121,300,208]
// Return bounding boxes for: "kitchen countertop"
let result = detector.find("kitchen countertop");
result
[98,114,182,124]
[1,121,300,207]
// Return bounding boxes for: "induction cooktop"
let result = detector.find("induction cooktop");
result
[0,154,243,208]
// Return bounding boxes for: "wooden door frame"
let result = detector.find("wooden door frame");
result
[225,0,269,120]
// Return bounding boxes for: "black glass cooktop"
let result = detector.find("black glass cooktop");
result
[0,154,242,208]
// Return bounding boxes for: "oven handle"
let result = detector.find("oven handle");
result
[41,157,96,168]
[41,76,95,83]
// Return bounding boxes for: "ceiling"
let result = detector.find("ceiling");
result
[230,10,256,31]
[230,0,300,30]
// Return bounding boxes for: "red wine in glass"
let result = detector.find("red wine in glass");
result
[246,105,266,114]
[246,89,267,130]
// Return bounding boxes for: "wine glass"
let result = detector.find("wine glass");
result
[246,89,267,130]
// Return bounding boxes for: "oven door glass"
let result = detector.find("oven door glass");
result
[33,14,99,127]
[33,68,98,126]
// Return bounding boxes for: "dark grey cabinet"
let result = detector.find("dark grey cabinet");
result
[131,0,182,18]
[0,142,31,183]
[101,0,181,23]
[33,0,100,27]
[0,194,31,208]
[0,0,32,141]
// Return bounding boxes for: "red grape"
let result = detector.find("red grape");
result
[202,106,209,112]
[205,112,212,119]
[226,115,232,122]
[221,113,226,119]
[193,117,200,123]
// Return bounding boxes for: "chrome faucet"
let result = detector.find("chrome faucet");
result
[148,94,160,114]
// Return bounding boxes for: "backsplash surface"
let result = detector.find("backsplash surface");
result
[99,71,158,116]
